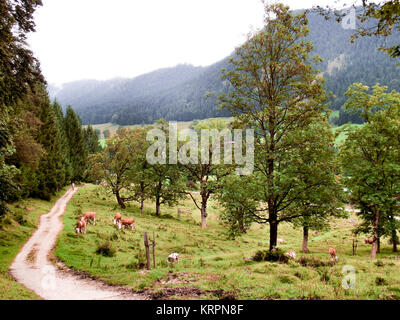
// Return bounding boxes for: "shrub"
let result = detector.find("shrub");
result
[375,260,384,267]
[375,276,387,286]
[252,249,289,264]
[13,210,28,226]
[298,256,329,268]
[95,241,116,257]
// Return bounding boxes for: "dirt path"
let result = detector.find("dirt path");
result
[10,188,147,300]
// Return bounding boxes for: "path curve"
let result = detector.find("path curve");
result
[10,188,147,300]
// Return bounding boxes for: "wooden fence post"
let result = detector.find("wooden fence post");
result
[152,232,156,269]
[144,232,151,270]
[352,239,358,256]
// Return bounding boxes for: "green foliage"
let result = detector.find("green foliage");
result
[83,125,102,154]
[219,3,341,250]
[34,97,67,200]
[65,106,87,182]
[340,83,400,258]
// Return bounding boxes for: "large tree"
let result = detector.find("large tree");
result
[65,106,87,182]
[87,128,137,209]
[0,0,44,214]
[146,120,186,216]
[34,93,67,200]
[288,121,346,253]
[219,3,337,251]
[0,0,44,108]
[179,119,235,228]
[340,83,400,259]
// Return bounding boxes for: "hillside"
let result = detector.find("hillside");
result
[54,184,400,300]
[49,10,400,126]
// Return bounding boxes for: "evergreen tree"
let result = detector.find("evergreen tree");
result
[52,100,72,185]
[34,96,66,200]
[83,125,101,154]
[65,106,87,182]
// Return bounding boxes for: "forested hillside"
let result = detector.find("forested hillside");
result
[49,10,400,126]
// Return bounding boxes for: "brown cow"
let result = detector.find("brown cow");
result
[114,212,122,225]
[84,212,97,226]
[365,238,374,244]
[76,218,86,234]
[118,218,135,231]
[329,247,338,262]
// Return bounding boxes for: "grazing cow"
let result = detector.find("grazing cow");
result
[329,247,338,262]
[76,218,86,234]
[285,251,297,259]
[83,212,97,226]
[312,231,319,236]
[118,218,135,230]
[277,238,286,244]
[365,238,374,244]
[114,212,122,225]
[168,253,179,264]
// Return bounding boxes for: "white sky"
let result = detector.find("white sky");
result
[27,0,339,85]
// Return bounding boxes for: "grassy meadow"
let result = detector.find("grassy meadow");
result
[0,188,68,300]
[55,184,400,300]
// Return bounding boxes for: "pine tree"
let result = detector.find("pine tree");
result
[65,106,87,182]
[52,100,72,185]
[34,96,66,200]
[83,125,101,154]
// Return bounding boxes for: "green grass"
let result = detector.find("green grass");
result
[55,184,400,300]
[334,123,364,146]
[0,188,68,300]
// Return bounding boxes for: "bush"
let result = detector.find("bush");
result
[13,210,28,226]
[252,249,288,264]
[375,276,387,286]
[95,241,116,257]
[298,256,330,268]
[375,260,384,267]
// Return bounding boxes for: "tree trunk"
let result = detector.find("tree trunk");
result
[392,230,398,253]
[371,210,380,259]
[116,191,126,209]
[140,198,144,215]
[238,211,246,234]
[155,196,161,217]
[302,226,310,253]
[269,219,278,251]
[200,185,208,229]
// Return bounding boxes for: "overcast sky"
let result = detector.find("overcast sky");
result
[28,0,341,85]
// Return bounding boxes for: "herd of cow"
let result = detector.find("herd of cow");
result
[74,211,376,264]
[75,212,135,234]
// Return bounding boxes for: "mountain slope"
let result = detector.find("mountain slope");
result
[49,10,400,126]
